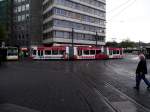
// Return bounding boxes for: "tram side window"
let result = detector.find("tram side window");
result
[59,50,65,55]
[109,50,112,55]
[84,50,90,55]
[52,50,58,55]
[117,50,119,54]
[90,50,95,55]
[113,50,116,54]
[45,50,51,55]
[120,50,123,55]
[78,50,82,56]
[96,50,101,54]
[41,51,43,56]
[37,50,43,56]
[38,50,40,56]
[32,50,36,55]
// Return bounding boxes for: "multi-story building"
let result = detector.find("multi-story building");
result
[0,0,12,45]
[11,0,106,47]
[42,0,106,46]
[12,0,42,47]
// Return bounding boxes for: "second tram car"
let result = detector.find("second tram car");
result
[74,46,108,60]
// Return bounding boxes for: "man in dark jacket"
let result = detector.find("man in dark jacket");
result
[134,53,150,90]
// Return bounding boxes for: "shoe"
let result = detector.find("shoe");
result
[133,86,139,90]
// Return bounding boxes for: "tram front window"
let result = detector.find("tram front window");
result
[7,48,18,56]
[96,50,101,54]
[90,50,95,55]
[59,50,65,55]
[32,50,36,55]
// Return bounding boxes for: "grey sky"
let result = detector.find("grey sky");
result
[106,0,150,42]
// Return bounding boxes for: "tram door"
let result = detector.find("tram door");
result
[69,46,74,60]
[38,50,44,59]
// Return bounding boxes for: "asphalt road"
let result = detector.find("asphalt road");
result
[0,55,150,112]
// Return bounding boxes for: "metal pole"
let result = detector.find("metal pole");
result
[96,31,98,47]
[139,40,141,51]
[72,28,74,47]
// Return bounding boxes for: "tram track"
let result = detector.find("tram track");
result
[74,70,117,112]
[102,60,150,111]
[72,61,150,112]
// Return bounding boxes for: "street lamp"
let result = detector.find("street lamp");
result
[71,28,74,47]
[69,28,74,60]
[95,31,98,47]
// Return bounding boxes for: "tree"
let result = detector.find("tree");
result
[119,39,136,48]
[106,41,119,47]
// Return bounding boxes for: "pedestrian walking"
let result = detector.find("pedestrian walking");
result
[134,53,150,90]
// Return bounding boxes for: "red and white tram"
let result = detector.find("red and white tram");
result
[30,46,69,60]
[106,47,124,59]
[74,46,108,60]
[30,46,124,60]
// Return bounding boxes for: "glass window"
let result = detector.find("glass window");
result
[59,50,65,55]
[96,50,101,54]
[22,5,26,11]
[109,50,112,55]
[18,16,22,22]
[38,50,40,56]
[113,50,116,54]
[55,31,63,38]
[78,50,82,56]
[84,50,89,55]
[26,4,29,10]
[18,6,22,12]
[120,50,123,55]
[52,50,58,55]
[22,14,25,21]
[45,50,51,55]
[90,50,95,55]
[41,51,43,56]
[7,48,18,56]
[26,14,29,20]
[32,50,36,55]
[117,50,119,54]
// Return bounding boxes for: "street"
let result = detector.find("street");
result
[0,55,150,112]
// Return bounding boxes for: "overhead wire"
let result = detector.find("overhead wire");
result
[107,0,137,22]
[107,0,131,13]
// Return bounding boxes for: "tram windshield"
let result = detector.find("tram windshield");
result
[7,47,18,56]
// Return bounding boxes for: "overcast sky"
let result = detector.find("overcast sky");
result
[106,0,150,42]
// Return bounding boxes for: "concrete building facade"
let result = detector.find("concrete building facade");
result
[12,0,42,47]
[42,0,106,46]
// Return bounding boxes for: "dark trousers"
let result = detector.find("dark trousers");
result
[136,73,150,88]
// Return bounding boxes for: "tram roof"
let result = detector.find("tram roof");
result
[37,46,66,50]
[77,46,101,50]
[108,47,123,50]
